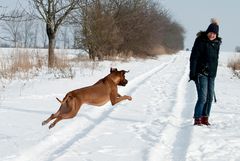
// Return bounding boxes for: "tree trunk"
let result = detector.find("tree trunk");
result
[88,48,96,61]
[48,36,55,68]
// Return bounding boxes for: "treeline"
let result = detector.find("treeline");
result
[73,0,185,60]
[0,0,185,63]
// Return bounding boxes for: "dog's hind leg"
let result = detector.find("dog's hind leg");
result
[48,111,78,129]
[49,116,63,129]
[42,110,60,126]
[42,101,71,126]
[48,101,82,129]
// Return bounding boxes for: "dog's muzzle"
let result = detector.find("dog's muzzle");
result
[120,79,128,86]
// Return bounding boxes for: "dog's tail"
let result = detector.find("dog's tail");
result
[56,94,73,104]
[56,97,63,104]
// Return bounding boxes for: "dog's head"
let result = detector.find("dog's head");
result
[110,68,129,86]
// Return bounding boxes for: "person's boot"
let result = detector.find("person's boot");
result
[201,116,211,126]
[194,118,202,126]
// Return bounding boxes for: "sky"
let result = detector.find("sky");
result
[1,0,240,51]
[160,0,240,51]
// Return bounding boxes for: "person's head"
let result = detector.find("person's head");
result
[206,18,219,41]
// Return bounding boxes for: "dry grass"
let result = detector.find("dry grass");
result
[228,57,240,70]
[0,48,146,81]
[0,51,43,80]
[0,50,75,80]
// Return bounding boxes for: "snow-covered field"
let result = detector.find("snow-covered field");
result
[0,51,240,161]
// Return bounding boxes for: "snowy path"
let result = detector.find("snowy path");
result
[149,58,194,161]
[1,52,240,161]
[23,55,188,161]
[14,53,191,161]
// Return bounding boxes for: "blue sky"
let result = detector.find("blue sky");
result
[1,0,240,51]
[160,0,240,51]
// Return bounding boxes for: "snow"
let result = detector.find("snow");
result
[0,51,240,161]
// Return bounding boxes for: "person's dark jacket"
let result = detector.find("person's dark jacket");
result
[189,31,222,80]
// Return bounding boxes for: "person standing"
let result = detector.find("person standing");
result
[189,18,222,126]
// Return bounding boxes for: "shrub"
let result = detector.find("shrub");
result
[228,55,240,78]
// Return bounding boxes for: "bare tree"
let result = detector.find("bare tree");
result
[39,21,48,48]
[71,0,95,59]
[73,26,81,49]
[33,23,39,48]
[31,0,79,67]
[72,0,124,60]
[22,17,35,47]
[1,10,25,47]
[58,26,71,49]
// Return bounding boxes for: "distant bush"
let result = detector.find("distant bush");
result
[74,0,185,60]
[235,46,240,53]
[228,55,240,78]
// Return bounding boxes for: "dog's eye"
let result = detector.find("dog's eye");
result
[110,68,118,73]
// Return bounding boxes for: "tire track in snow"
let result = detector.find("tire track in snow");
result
[123,55,177,95]
[148,60,193,161]
[12,56,177,161]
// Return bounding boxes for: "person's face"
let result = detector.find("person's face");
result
[207,32,217,41]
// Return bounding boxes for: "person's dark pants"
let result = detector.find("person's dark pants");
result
[194,74,215,119]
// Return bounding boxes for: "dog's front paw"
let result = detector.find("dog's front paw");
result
[42,120,47,126]
[127,96,132,101]
[49,123,55,129]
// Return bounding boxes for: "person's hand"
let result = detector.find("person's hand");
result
[189,73,197,82]
[189,74,196,81]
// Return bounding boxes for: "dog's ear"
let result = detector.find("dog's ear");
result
[110,67,118,73]
[121,70,129,74]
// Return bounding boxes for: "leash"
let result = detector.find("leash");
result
[213,90,217,103]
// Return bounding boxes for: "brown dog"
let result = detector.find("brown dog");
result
[42,68,132,129]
